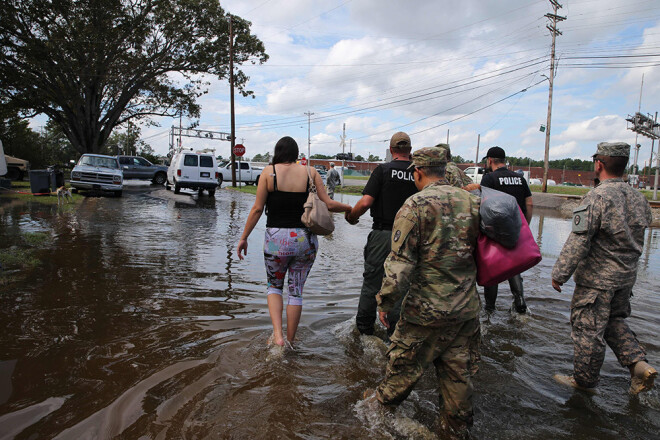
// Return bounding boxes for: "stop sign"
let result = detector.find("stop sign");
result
[233,144,245,157]
[300,158,307,165]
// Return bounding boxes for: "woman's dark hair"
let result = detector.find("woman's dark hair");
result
[272,136,299,164]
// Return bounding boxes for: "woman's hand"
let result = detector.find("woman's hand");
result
[237,238,248,260]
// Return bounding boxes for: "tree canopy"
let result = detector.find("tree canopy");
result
[0,0,268,154]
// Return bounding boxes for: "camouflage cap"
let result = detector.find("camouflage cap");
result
[390,132,411,149]
[406,146,448,170]
[433,143,451,160]
[592,142,630,158]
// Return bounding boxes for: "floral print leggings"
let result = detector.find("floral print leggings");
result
[263,228,318,306]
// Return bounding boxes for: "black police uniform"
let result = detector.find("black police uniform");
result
[356,160,417,335]
[480,167,532,313]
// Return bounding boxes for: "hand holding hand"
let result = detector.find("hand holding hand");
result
[237,239,248,260]
[345,211,359,225]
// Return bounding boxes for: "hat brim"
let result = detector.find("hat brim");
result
[406,163,415,171]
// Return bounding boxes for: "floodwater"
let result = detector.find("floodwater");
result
[0,184,659,440]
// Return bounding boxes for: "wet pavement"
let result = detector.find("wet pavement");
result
[0,184,659,439]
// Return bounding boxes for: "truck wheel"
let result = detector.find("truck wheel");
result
[217,175,223,187]
[198,189,204,196]
[253,175,260,185]
[174,183,180,194]
[152,172,166,185]
[72,188,79,194]
[208,188,216,196]
[114,190,123,197]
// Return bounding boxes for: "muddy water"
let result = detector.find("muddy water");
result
[0,185,658,439]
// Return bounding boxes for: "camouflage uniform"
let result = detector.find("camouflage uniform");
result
[446,161,473,188]
[326,167,340,199]
[552,142,652,388]
[375,147,481,434]
[433,143,472,189]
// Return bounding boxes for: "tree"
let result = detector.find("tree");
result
[354,154,364,161]
[367,154,380,162]
[311,154,333,159]
[1,0,268,155]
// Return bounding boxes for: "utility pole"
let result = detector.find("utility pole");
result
[651,112,658,200]
[446,129,450,144]
[542,0,566,193]
[632,74,644,177]
[474,134,480,167]
[304,111,314,168]
[229,15,237,187]
[340,123,346,189]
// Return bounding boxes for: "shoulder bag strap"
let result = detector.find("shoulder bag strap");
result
[272,164,278,191]
[306,166,317,194]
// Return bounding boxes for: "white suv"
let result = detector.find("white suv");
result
[167,149,219,196]
[70,154,123,196]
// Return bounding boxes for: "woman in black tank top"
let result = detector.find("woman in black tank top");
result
[237,137,352,347]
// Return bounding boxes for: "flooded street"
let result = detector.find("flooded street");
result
[1,185,659,439]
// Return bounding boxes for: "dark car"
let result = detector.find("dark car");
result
[117,155,168,185]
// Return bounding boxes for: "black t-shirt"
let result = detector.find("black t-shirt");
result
[363,160,417,230]
[481,167,532,215]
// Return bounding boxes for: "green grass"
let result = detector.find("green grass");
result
[0,180,83,205]
[344,175,370,180]
[529,185,590,196]
[224,184,258,195]
[529,184,659,201]
[0,232,51,278]
[224,184,363,197]
[22,232,51,246]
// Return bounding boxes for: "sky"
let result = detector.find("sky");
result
[87,1,660,167]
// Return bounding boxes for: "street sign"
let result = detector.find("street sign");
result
[300,158,307,166]
[233,144,245,157]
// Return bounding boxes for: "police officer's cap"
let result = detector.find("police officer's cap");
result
[485,146,506,159]
[390,132,411,149]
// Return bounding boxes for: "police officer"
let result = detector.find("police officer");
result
[370,146,481,439]
[346,132,418,336]
[480,146,533,313]
[552,142,656,394]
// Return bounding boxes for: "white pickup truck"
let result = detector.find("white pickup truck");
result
[218,162,263,186]
[463,166,485,184]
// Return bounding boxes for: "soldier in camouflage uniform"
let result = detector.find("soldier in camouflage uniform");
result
[372,146,481,438]
[552,142,656,394]
[438,143,474,189]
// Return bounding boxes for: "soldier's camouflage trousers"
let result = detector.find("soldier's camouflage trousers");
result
[376,317,481,430]
[570,284,646,388]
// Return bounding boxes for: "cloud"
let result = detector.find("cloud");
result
[550,141,579,158]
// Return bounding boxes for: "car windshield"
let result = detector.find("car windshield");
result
[79,156,119,169]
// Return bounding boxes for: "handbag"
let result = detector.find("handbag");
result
[474,207,541,286]
[301,167,335,235]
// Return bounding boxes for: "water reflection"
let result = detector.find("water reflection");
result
[0,188,658,440]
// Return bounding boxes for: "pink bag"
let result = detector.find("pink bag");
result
[475,207,542,287]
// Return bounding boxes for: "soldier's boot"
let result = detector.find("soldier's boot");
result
[553,374,597,394]
[509,275,527,314]
[483,285,497,312]
[629,361,657,394]
[439,414,472,440]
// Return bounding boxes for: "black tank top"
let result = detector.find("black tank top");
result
[265,165,309,228]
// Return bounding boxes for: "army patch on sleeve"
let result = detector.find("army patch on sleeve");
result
[391,218,415,254]
[571,204,589,234]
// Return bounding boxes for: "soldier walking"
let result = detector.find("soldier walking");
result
[369,147,482,439]
[552,142,656,394]
[346,132,417,336]
[326,162,341,199]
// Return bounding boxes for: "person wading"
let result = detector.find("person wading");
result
[367,146,482,440]
[480,146,533,313]
[237,137,352,347]
[345,132,417,337]
[552,142,656,394]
